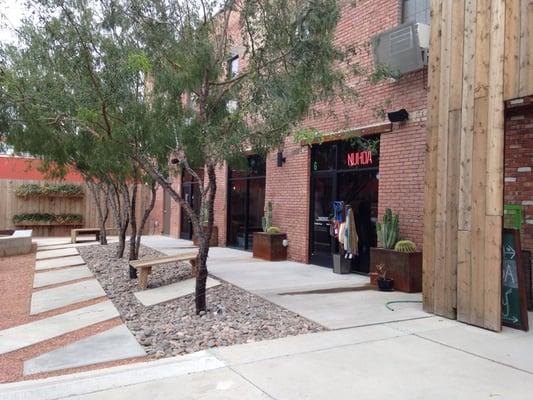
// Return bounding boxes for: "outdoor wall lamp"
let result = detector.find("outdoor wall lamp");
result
[277,151,286,167]
[387,108,409,123]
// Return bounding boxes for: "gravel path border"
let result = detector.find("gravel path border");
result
[79,243,324,358]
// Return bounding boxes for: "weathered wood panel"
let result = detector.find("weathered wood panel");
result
[423,0,523,331]
[0,179,154,237]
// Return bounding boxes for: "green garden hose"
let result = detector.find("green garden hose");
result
[385,300,423,311]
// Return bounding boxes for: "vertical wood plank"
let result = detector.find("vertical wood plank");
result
[475,0,491,99]
[519,0,532,96]
[423,0,443,313]
[434,0,454,317]
[486,0,506,217]
[504,0,521,100]
[469,95,489,327]
[484,215,503,331]
[459,0,477,232]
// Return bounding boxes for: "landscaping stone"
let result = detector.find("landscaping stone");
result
[30,279,106,314]
[134,277,221,307]
[79,243,323,358]
[0,301,119,355]
[35,256,85,271]
[33,265,93,288]
[35,248,79,260]
[23,325,146,375]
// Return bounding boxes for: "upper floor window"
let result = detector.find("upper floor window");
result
[229,55,239,78]
[402,0,430,25]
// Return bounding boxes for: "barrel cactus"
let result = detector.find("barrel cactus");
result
[262,201,273,232]
[266,226,281,234]
[377,208,400,249]
[394,240,416,253]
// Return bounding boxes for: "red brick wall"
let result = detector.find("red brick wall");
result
[173,0,429,262]
[265,142,311,262]
[504,112,533,253]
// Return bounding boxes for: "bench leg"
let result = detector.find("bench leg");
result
[70,232,77,244]
[190,259,198,278]
[95,232,100,242]
[139,267,151,290]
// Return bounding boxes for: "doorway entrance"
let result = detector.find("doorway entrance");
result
[310,137,380,273]
[227,155,266,250]
[180,171,202,240]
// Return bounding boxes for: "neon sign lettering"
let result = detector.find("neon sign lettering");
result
[346,150,373,167]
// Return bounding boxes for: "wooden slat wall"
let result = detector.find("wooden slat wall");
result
[424,0,532,331]
[0,179,153,237]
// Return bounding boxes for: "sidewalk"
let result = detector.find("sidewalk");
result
[141,235,427,329]
[2,316,533,399]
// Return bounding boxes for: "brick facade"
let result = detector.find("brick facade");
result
[166,0,429,263]
[504,111,533,253]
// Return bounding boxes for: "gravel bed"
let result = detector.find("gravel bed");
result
[79,243,323,358]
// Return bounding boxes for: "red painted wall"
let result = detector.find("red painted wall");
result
[0,156,84,182]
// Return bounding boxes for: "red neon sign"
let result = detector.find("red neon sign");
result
[347,150,373,167]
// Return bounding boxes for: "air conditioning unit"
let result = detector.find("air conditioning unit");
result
[371,22,430,76]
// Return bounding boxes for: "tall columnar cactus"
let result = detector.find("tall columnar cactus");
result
[377,208,400,249]
[262,201,273,232]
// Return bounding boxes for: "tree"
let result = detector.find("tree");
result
[2,0,353,313]
[0,1,157,261]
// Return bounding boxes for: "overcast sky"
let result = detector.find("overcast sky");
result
[0,0,24,44]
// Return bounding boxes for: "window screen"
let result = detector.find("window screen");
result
[402,0,430,25]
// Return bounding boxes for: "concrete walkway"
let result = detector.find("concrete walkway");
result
[2,316,533,399]
[0,238,146,376]
[141,235,428,329]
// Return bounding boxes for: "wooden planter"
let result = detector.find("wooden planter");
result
[253,232,287,261]
[192,226,219,247]
[369,248,422,293]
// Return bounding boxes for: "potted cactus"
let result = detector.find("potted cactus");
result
[252,202,288,261]
[369,209,422,293]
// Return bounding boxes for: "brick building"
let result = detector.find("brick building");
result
[161,0,431,272]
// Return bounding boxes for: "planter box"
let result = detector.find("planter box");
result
[253,232,287,261]
[14,221,82,227]
[370,248,422,293]
[192,226,219,247]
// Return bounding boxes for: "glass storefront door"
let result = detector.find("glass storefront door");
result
[309,137,380,273]
[310,173,336,267]
[227,155,266,250]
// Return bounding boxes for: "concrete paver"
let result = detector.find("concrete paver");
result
[30,279,106,314]
[0,301,119,355]
[0,351,225,400]
[33,266,93,288]
[36,248,79,260]
[231,333,533,400]
[24,326,146,375]
[35,256,86,271]
[134,277,221,307]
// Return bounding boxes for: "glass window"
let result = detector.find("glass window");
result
[311,142,337,171]
[229,155,266,179]
[402,0,430,25]
[229,56,239,77]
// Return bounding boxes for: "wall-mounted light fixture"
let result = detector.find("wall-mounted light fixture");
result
[277,151,286,167]
[387,108,409,123]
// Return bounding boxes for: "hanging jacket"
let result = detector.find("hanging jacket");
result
[345,207,359,256]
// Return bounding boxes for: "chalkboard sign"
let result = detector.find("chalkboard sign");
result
[502,229,529,331]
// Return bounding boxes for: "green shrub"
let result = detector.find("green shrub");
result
[394,240,417,253]
[13,213,83,225]
[266,226,281,234]
[16,183,83,198]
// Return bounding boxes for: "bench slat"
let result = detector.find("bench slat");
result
[130,252,198,269]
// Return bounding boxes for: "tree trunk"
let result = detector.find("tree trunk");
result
[194,164,217,313]
[87,180,108,245]
[128,181,139,278]
[109,181,130,259]
[135,181,157,260]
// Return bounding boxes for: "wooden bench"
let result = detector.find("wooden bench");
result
[129,252,198,290]
[70,228,116,244]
